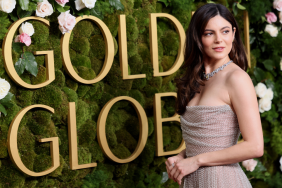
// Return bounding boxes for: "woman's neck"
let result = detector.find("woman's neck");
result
[202,56,231,74]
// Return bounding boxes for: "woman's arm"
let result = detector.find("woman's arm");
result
[195,140,262,167]
[196,69,264,167]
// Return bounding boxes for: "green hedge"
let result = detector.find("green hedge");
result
[1,0,282,187]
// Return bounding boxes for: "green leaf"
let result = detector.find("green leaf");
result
[207,0,215,4]
[262,60,274,71]
[18,0,29,10]
[253,67,266,82]
[1,92,14,108]
[224,0,229,8]
[158,0,169,7]
[263,136,270,143]
[83,8,90,16]
[77,11,84,17]
[90,8,103,20]
[12,42,24,54]
[232,2,238,16]
[109,0,124,11]
[64,5,70,11]
[15,57,26,75]
[55,2,66,12]
[0,104,7,116]
[237,3,246,10]
[9,12,18,21]
[265,79,275,91]
[17,5,33,18]
[22,52,38,77]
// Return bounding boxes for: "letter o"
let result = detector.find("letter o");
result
[97,96,148,163]
[61,15,115,84]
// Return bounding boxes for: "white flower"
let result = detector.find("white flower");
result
[264,24,279,37]
[258,97,272,113]
[242,159,258,172]
[262,88,274,101]
[35,0,53,18]
[254,83,267,98]
[274,0,282,11]
[0,78,10,100]
[75,0,86,11]
[82,0,96,9]
[58,10,76,34]
[0,0,16,13]
[19,22,35,37]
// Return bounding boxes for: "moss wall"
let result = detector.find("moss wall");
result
[0,0,197,187]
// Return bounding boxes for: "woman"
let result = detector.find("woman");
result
[165,3,264,188]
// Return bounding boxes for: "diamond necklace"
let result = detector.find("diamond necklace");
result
[202,60,233,81]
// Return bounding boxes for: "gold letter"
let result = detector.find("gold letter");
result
[149,13,185,77]
[68,102,97,170]
[97,96,148,163]
[2,17,55,89]
[154,93,185,156]
[7,105,59,176]
[118,15,146,79]
[61,15,114,84]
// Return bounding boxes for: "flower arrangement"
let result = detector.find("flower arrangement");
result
[263,0,282,37]
[13,22,38,76]
[14,22,34,46]
[254,82,274,113]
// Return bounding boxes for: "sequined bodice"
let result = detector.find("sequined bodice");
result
[179,104,252,188]
[180,104,241,158]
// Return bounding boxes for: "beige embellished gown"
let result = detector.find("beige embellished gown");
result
[179,104,252,188]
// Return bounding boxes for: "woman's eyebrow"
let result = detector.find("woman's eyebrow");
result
[204,26,231,31]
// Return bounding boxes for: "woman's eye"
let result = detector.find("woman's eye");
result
[223,30,230,34]
[205,33,212,36]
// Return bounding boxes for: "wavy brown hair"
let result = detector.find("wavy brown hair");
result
[174,3,248,115]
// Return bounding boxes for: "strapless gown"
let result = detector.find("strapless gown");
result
[179,104,252,188]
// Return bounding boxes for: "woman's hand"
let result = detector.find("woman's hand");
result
[165,155,185,182]
[168,156,200,185]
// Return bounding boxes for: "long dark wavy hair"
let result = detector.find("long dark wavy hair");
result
[175,3,248,115]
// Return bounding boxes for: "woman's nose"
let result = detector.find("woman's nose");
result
[214,33,222,43]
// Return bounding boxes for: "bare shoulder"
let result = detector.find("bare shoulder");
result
[225,64,252,88]
[224,63,257,110]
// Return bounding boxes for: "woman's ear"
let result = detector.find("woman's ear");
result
[233,27,236,38]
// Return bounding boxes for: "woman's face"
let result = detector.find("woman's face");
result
[201,15,236,61]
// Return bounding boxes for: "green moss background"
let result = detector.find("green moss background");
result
[0,0,276,187]
[0,0,194,187]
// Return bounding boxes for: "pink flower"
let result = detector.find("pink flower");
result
[242,159,258,172]
[19,33,31,46]
[265,12,277,24]
[274,0,282,11]
[55,0,68,7]
[57,10,76,34]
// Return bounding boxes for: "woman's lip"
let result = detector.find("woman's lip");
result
[213,47,225,52]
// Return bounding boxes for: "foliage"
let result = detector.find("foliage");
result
[15,51,38,77]
[0,0,281,187]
